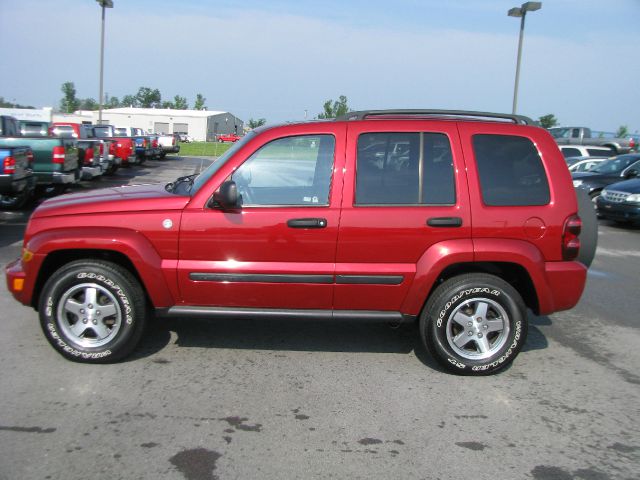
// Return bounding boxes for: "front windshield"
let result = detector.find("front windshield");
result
[190,131,256,193]
[590,156,640,174]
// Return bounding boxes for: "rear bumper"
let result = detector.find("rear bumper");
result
[122,155,139,165]
[540,261,587,314]
[0,173,35,195]
[161,145,180,154]
[81,165,102,180]
[35,171,77,185]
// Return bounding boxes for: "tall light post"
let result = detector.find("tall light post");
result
[96,0,114,124]
[508,1,541,114]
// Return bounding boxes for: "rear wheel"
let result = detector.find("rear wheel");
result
[420,273,528,375]
[0,190,30,209]
[39,260,147,363]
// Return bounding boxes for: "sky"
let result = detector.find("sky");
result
[0,0,638,132]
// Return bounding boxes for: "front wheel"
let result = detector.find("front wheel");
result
[420,273,528,375]
[39,260,147,363]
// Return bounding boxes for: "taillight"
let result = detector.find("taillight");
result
[26,150,34,166]
[99,143,104,156]
[152,139,158,148]
[84,147,94,165]
[3,156,16,174]
[110,143,116,154]
[172,137,176,146]
[630,138,636,149]
[562,215,581,261]
[143,139,148,147]
[52,146,65,164]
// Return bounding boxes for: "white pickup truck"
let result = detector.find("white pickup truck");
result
[156,133,180,158]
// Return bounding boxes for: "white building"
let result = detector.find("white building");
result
[0,107,53,122]
[91,107,244,141]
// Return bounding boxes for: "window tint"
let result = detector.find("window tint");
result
[355,132,454,205]
[561,147,582,159]
[232,135,335,206]
[586,148,613,157]
[473,134,550,206]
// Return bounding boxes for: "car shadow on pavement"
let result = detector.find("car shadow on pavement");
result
[523,314,551,352]
[132,316,448,371]
[133,314,549,371]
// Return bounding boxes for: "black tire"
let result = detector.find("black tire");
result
[218,138,224,143]
[0,190,30,210]
[576,188,598,268]
[420,273,528,375]
[38,260,147,363]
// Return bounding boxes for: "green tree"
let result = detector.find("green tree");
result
[121,95,138,107]
[174,95,188,109]
[317,95,349,119]
[194,93,206,110]
[135,87,162,108]
[79,98,99,110]
[0,97,35,109]
[248,118,266,129]
[616,125,629,137]
[161,100,175,109]
[60,81,80,113]
[538,114,558,129]
[106,96,120,108]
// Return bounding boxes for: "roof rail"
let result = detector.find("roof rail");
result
[336,109,535,125]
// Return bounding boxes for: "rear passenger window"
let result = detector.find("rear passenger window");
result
[586,148,612,157]
[562,148,581,159]
[473,134,550,206]
[356,132,455,205]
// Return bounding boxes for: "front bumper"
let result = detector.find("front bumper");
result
[597,197,640,223]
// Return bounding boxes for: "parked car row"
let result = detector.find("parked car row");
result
[550,126,636,154]
[0,116,180,210]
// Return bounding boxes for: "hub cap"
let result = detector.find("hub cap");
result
[57,283,121,348]
[445,298,510,360]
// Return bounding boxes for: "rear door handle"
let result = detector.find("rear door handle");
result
[287,218,328,228]
[426,217,463,227]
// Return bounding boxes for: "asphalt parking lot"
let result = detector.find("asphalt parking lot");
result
[1,156,639,480]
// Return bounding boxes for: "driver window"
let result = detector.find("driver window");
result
[232,135,335,206]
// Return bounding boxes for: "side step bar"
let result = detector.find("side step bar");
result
[157,306,416,323]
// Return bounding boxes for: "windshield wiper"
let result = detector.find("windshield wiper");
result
[166,173,198,193]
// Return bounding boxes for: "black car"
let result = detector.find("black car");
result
[572,154,640,203]
[596,178,640,224]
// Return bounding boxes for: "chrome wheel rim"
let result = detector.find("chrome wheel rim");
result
[445,297,510,360]
[57,283,122,348]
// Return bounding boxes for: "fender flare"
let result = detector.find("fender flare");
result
[27,227,176,307]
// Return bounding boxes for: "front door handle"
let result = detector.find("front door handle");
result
[427,217,463,227]
[287,218,328,228]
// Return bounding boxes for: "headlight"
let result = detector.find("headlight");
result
[573,180,583,187]
[626,194,640,203]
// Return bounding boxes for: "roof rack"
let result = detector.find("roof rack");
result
[336,109,535,126]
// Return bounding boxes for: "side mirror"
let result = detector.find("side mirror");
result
[210,180,240,209]
[625,169,639,179]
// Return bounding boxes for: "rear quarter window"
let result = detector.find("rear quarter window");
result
[473,134,550,206]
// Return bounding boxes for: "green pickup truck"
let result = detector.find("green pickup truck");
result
[0,115,79,194]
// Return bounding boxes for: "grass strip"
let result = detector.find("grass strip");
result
[178,142,232,157]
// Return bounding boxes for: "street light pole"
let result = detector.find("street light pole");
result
[96,0,114,124]
[508,2,541,115]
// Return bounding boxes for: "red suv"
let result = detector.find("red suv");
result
[5,110,596,374]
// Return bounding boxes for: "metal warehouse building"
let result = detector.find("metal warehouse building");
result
[94,107,244,141]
